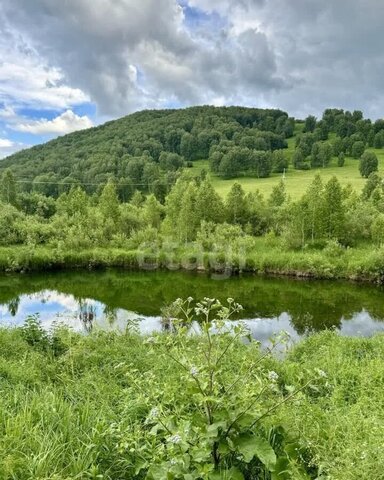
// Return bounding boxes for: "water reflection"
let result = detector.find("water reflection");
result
[0,286,384,344]
[79,301,97,333]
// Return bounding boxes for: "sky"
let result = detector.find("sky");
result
[0,0,383,158]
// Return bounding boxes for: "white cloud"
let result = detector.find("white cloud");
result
[0,138,13,148]
[0,22,89,111]
[0,138,27,159]
[0,0,384,121]
[15,109,93,135]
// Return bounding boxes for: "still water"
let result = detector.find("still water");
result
[1,269,384,344]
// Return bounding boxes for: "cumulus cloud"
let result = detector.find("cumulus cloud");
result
[0,138,13,148]
[0,0,384,120]
[0,138,26,159]
[0,23,89,111]
[15,110,93,135]
[0,0,286,116]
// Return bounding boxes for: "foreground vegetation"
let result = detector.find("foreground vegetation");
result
[0,298,382,479]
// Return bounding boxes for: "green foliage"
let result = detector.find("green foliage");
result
[21,315,68,356]
[0,307,382,478]
[310,142,332,168]
[269,180,287,208]
[323,177,345,240]
[351,140,365,159]
[0,106,290,195]
[0,168,18,206]
[122,298,313,479]
[371,214,384,245]
[337,152,345,167]
[303,115,317,133]
[226,183,248,225]
[359,151,378,178]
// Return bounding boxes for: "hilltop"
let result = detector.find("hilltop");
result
[0,106,292,198]
[1,106,384,200]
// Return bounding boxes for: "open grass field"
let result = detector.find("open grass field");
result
[190,126,384,199]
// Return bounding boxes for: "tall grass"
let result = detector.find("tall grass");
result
[0,324,382,478]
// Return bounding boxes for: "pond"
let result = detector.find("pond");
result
[1,269,384,345]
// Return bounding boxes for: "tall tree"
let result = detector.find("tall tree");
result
[268,180,286,207]
[99,181,120,224]
[0,169,18,206]
[303,174,325,241]
[195,179,225,224]
[323,177,345,239]
[303,115,317,133]
[226,183,248,225]
[178,182,198,242]
[143,194,164,229]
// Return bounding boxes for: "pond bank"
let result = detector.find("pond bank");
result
[1,245,384,284]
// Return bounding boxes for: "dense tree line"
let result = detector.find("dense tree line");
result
[2,105,383,191]
[0,106,292,197]
[293,108,383,174]
[1,167,384,252]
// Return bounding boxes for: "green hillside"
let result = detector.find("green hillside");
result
[0,106,292,199]
[1,105,384,200]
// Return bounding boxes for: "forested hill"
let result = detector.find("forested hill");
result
[0,106,293,198]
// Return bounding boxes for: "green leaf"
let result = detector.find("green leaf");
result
[234,433,277,470]
[207,421,227,438]
[271,457,291,479]
[209,467,244,480]
[146,464,169,480]
[228,467,245,480]
[236,412,261,429]
[284,441,301,461]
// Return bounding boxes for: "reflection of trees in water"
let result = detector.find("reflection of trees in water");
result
[79,301,97,333]
[290,312,341,336]
[7,297,20,317]
[103,305,117,326]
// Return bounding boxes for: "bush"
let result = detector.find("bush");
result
[359,151,378,178]
[337,152,345,167]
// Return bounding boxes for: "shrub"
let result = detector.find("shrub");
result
[359,151,378,178]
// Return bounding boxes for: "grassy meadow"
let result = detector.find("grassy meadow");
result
[190,127,384,199]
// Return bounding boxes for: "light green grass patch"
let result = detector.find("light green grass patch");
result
[191,145,384,200]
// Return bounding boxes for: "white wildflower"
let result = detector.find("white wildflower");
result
[169,434,182,444]
[149,407,160,419]
[268,371,279,382]
[190,366,199,377]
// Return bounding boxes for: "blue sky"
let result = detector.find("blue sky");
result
[1,0,384,158]
[0,1,227,158]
